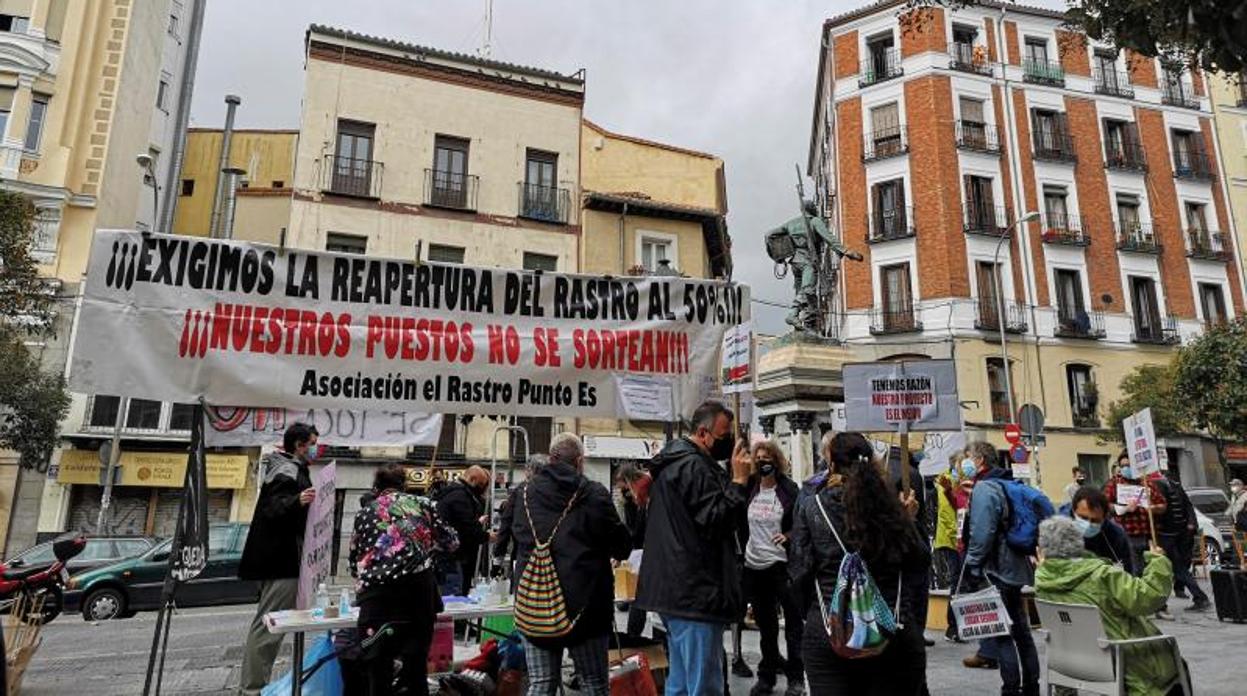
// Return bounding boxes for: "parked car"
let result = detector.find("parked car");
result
[1187,487,1233,534]
[2,536,158,622]
[1195,508,1226,568]
[63,523,259,621]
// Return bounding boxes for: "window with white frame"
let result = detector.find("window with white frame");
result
[638,233,676,274]
[1198,283,1228,327]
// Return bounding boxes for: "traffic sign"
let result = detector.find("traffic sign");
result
[1018,404,1045,438]
[1004,423,1022,445]
[1010,443,1029,463]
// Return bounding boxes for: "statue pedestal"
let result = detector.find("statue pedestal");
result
[754,334,852,482]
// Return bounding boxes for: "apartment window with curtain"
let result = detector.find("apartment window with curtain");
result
[1184,201,1208,232]
[964,175,996,230]
[976,261,1001,324]
[880,262,913,329]
[431,134,470,207]
[1093,50,1116,79]
[1055,268,1086,322]
[1066,364,1098,427]
[1198,283,1228,327]
[24,95,48,152]
[522,149,561,222]
[870,178,907,239]
[0,86,13,139]
[986,358,1013,424]
[640,236,673,273]
[865,32,897,79]
[332,120,375,196]
[869,101,902,156]
[959,96,987,146]
[1025,38,1049,64]
[1043,186,1070,229]
[1129,276,1162,338]
[1116,194,1142,235]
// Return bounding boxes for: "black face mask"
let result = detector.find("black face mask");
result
[710,435,734,461]
[758,463,776,477]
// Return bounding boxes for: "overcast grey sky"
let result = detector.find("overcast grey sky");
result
[190,0,851,334]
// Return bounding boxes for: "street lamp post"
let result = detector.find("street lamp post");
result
[992,210,1040,425]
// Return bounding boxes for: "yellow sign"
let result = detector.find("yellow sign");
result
[57,450,250,489]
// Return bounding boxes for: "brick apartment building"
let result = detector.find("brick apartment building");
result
[809,0,1245,494]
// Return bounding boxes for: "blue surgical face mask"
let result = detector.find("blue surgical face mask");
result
[960,459,977,480]
[1119,466,1136,480]
[1073,516,1102,538]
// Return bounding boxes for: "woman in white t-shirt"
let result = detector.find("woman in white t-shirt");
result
[741,440,804,696]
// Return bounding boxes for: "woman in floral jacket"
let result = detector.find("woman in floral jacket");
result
[349,463,458,695]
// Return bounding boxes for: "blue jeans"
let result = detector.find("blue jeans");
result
[986,583,1039,696]
[661,616,725,696]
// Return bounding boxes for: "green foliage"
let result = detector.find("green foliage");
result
[0,188,69,470]
[905,1,1246,72]
[1104,363,1189,444]
[1172,318,1247,459]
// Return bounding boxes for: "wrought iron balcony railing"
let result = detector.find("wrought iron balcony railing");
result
[423,168,479,211]
[323,155,383,199]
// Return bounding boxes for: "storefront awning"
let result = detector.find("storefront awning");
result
[56,449,249,489]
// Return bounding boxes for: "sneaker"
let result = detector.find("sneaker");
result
[963,654,998,670]
[1155,610,1175,621]
[944,626,964,643]
[924,636,935,647]
[1189,597,1211,612]
[732,658,754,679]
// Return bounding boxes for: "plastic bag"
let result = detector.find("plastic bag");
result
[262,632,343,696]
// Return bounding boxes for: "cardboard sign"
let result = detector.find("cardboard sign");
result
[69,230,749,419]
[920,431,966,477]
[1115,483,1149,507]
[297,461,337,609]
[843,360,961,432]
[720,321,753,394]
[951,586,1013,641]
[1123,408,1159,477]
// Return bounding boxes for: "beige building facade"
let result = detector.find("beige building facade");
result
[2,0,204,553]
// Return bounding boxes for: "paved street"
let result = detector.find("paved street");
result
[20,578,1244,695]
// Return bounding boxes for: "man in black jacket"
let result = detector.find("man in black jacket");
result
[237,422,317,696]
[1067,486,1137,575]
[436,465,491,596]
[499,433,630,694]
[635,401,752,696]
[1154,472,1210,611]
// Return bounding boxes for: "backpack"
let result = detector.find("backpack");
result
[812,494,900,659]
[993,479,1055,556]
[513,483,582,639]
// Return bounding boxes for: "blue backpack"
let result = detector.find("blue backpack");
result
[994,479,1055,555]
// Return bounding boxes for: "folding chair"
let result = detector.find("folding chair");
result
[1034,599,1191,696]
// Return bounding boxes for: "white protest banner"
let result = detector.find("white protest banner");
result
[951,586,1013,641]
[1115,483,1148,507]
[297,461,337,609]
[204,406,442,448]
[843,360,961,432]
[720,321,753,394]
[69,230,749,419]
[920,431,966,477]
[1123,408,1160,477]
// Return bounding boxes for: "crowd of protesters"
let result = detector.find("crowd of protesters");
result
[236,406,1224,696]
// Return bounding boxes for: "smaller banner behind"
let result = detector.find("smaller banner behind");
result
[204,406,442,448]
[298,462,337,609]
[69,231,747,420]
[1123,408,1159,477]
[170,406,209,582]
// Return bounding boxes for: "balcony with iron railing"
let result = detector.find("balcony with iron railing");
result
[1186,229,1232,262]
[1116,222,1161,254]
[1092,68,1134,98]
[1041,213,1089,246]
[1071,405,1101,429]
[1023,59,1065,86]
[947,42,992,75]
[1104,141,1147,172]
[1161,83,1199,109]
[862,126,908,162]
[1131,314,1181,345]
[860,48,903,87]
[517,182,571,224]
[956,121,1001,154]
[423,168,479,211]
[1033,128,1077,163]
[1055,307,1106,339]
[322,154,383,199]
[963,205,1009,237]
[1172,149,1215,181]
[866,206,915,243]
[870,306,922,335]
[975,298,1029,334]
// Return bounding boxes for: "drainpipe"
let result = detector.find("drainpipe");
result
[209,95,241,239]
[157,0,207,235]
[618,202,629,275]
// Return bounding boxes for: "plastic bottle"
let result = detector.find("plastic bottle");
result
[313,583,329,618]
[338,587,351,615]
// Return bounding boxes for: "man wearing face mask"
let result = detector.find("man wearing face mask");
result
[436,465,492,596]
[1065,486,1137,575]
[636,401,752,696]
[1229,479,1247,535]
[1063,467,1087,505]
[1102,453,1166,578]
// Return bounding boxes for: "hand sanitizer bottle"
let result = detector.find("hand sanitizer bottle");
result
[313,583,329,618]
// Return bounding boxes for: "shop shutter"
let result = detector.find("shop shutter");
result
[152,488,232,538]
[67,486,149,536]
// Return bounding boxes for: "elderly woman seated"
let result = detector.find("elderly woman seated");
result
[1034,516,1183,696]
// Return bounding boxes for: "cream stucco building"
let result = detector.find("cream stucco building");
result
[2,0,203,554]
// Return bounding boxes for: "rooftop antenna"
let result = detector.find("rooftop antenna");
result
[478,0,493,58]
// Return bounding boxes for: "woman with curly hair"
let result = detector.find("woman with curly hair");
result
[349,463,459,695]
[788,433,930,694]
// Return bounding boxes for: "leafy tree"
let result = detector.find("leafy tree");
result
[1103,362,1190,445]
[904,1,1247,72]
[1172,318,1247,481]
[0,190,70,470]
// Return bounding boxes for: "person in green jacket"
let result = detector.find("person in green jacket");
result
[1034,516,1183,696]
